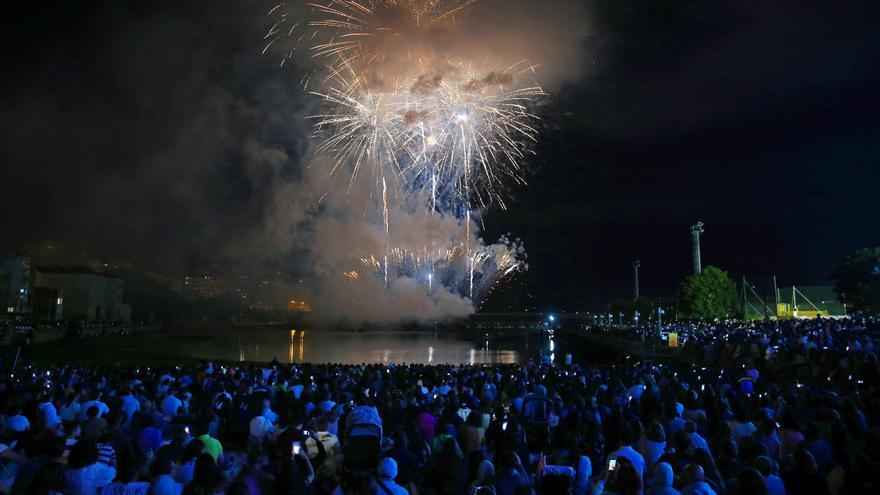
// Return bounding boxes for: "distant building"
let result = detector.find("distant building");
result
[32,287,64,321]
[0,256,32,317]
[35,267,128,322]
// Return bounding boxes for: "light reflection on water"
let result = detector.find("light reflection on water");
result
[208,327,532,365]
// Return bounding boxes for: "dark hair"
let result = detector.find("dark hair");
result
[44,435,66,458]
[181,438,205,463]
[733,468,767,495]
[86,405,99,419]
[647,421,666,442]
[190,453,224,493]
[68,439,99,469]
[226,480,249,495]
[467,411,483,428]
[752,456,773,476]
[151,458,176,477]
[542,474,573,494]
[610,463,642,495]
[498,450,517,468]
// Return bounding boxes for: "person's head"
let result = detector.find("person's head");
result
[467,411,483,428]
[684,420,698,435]
[734,467,767,495]
[181,439,205,463]
[122,462,144,483]
[793,449,818,474]
[647,421,666,443]
[192,453,222,486]
[44,435,66,459]
[673,429,690,452]
[150,458,176,478]
[68,439,99,469]
[542,473,573,494]
[499,450,518,469]
[377,457,398,481]
[692,448,717,473]
[64,422,81,439]
[476,459,495,481]
[193,419,211,437]
[752,456,775,477]
[654,462,674,488]
[718,438,738,460]
[682,464,705,485]
[226,480,249,495]
[609,462,642,495]
[314,415,330,432]
[86,405,99,420]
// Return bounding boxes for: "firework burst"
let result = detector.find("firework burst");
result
[266,0,540,304]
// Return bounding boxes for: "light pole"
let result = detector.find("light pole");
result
[632,260,641,301]
[657,307,665,333]
[691,221,705,274]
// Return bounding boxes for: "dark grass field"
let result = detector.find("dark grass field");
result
[31,328,222,367]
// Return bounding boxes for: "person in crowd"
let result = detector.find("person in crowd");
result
[638,421,666,473]
[151,458,184,495]
[64,439,117,495]
[492,451,531,495]
[81,405,108,440]
[182,454,225,495]
[649,462,680,495]
[607,428,646,479]
[374,458,408,495]
[679,464,716,495]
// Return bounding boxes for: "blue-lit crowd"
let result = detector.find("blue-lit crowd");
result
[1,316,879,495]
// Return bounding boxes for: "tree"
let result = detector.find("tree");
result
[833,247,880,315]
[675,266,738,319]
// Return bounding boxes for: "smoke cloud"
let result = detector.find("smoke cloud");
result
[0,0,588,325]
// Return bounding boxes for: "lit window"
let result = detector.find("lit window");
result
[6,307,13,313]
[57,298,63,305]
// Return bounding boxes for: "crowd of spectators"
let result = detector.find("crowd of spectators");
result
[0,316,878,495]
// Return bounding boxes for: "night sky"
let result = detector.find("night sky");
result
[2,0,880,312]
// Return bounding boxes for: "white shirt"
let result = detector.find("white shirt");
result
[65,463,117,495]
[60,402,81,423]
[38,402,62,427]
[79,400,110,421]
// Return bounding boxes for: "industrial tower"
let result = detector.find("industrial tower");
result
[691,221,704,274]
